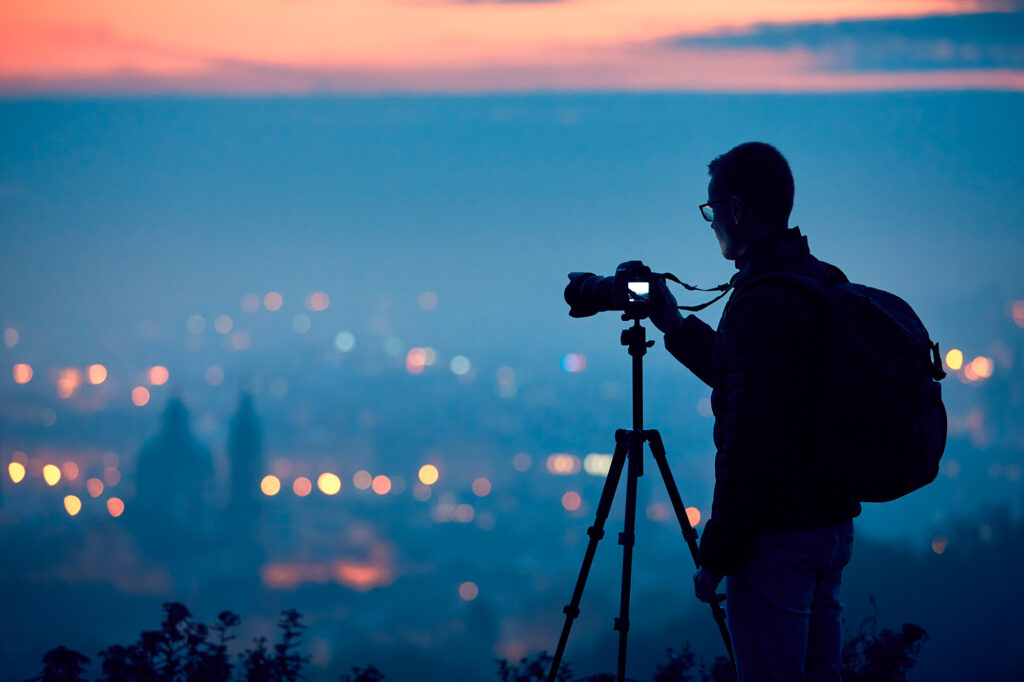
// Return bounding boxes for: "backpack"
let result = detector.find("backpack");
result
[741,267,948,503]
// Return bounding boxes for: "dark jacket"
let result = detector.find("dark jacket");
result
[664,227,861,575]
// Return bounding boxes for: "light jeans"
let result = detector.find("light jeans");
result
[725,519,854,682]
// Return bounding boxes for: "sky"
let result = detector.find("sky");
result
[2,0,1024,93]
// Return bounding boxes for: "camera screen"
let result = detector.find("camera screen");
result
[627,281,650,303]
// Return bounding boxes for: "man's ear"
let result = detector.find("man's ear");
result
[730,195,744,225]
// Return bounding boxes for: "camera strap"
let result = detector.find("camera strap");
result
[662,272,737,312]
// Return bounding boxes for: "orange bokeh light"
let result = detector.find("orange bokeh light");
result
[62,461,80,481]
[13,363,33,383]
[148,365,169,385]
[107,497,125,517]
[87,364,108,385]
[372,475,392,495]
[686,506,702,527]
[86,477,104,497]
[293,476,312,496]
[459,581,479,601]
[132,386,150,406]
[561,491,582,511]
[57,367,82,399]
[472,477,491,497]
[306,291,330,311]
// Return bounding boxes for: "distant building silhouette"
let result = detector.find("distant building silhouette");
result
[226,392,264,547]
[133,397,215,562]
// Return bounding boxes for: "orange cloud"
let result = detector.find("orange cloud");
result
[1,0,1019,92]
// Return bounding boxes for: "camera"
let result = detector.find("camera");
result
[564,260,658,319]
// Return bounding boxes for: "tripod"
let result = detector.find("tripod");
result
[547,316,735,682]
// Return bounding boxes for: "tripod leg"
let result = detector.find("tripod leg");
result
[646,429,737,671]
[614,429,644,682]
[547,429,630,682]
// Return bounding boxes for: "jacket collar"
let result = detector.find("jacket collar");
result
[734,227,809,283]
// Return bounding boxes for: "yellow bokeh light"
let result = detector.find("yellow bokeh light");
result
[318,472,342,495]
[132,386,151,406]
[418,464,439,486]
[62,461,80,481]
[12,363,33,384]
[87,364,108,385]
[64,495,82,516]
[372,475,392,495]
[686,506,702,527]
[945,348,963,371]
[149,365,170,386]
[86,477,104,497]
[561,491,582,511]
[8,461,26,483]
[472,477,491,497]
[458,581,478,601]
[353,470,372,490]
[42,464,62,486]
[107,497,125,518]
[261,474,282,496]
[293,476,312,496]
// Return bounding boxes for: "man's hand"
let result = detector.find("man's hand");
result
[650,277,684,335]
[694,566,725,604]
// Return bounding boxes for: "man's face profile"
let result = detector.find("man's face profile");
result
[707,175,742,261]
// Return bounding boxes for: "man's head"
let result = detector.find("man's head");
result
[704,142,794,261]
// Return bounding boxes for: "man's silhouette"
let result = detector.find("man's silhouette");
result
[649,142,860,681]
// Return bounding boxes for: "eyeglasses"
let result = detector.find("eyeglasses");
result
[698,197,730,222]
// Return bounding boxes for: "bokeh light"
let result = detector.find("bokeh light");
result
[206,366,225,386]
[561,353,586,373]
[107,497,125,517]
[186,315,206,334]
[334,331,356,353]
[214,315,233,334]
[86,478,104,497]
[43,464,62,486]
[458,581,478,601]
[292,314,311,333]
[932,536,949,554]
[512,453,532,472]
[353,470,372,490]
[686,507,702,527]
[372,475,392,495]
[230,332,251,351]
[418,464,439,485]
[418,291,438,310]
[472,477,492,497]
[971,356,994,379]
[455,503,475,522]
[293,477,312,496]
[13,363,33,384]
[1012,300,1024,328]
[104,467,121,487]
[547,453,581,475]
[242,293,261,312]
[148,365,169,385]
[318,472,341,495]
[57,368,82,399]
[561,491,582,511]
[132,386,150,406]
[264,292,283,311]
[450,355,471,375]
[64,495,82,516]
[413,483,432,501]
[306,292,330,311]
[261,475,282,496]
[3,327,18,348]
[945,348,964,371]
[62,461,80,481]
[583,453,612,477]
[8,461,26,483]
[87,364,108,385]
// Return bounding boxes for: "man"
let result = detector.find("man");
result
[649,142,860,681]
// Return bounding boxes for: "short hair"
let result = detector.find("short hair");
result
[708,142,794,224]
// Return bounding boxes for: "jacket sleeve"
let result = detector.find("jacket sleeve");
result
[696,283,798,575]
[663,315,716,387]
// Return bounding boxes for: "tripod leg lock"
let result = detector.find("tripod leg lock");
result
[562,604,581,618]
[617,532,634,547]
[587,526,605,540]
[613,617,630,632]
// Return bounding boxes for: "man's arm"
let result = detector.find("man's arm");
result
[650,278,716,387]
